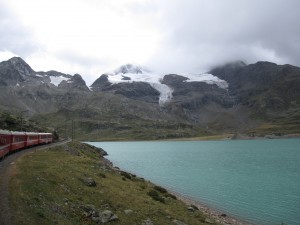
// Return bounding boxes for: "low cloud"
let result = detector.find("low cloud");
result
[1,0,300,83]
[147,0,300,73]
[0,2,40,57]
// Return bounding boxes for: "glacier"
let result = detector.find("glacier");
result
[105,65,228,105]
[107,70,173,105]
[183,73,228,89]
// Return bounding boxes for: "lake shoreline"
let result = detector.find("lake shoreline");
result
[102,154,255,225]
[167,189,254,225]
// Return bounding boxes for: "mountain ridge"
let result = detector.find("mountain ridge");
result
[0,57,299,140]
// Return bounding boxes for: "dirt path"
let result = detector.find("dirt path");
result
[0,139,70,225]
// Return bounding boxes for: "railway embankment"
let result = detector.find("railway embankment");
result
[0,139,70,225]
[5,141,220,225]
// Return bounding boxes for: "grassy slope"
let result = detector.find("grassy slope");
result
[31,106,300,141]
[247,110,300,136]
[9,142,219,225]
[32,110,210,141]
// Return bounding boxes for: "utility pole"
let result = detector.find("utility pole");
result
[71,120,74,141]
[20,110,28,131]
[65,120,67,138]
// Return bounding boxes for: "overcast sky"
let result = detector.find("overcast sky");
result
[1,0,300,85]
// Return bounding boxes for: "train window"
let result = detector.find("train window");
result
[14,136,25,142]
[29,136,38,140]
[0,137,8,145]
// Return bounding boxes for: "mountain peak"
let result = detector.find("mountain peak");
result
[113,64,150,75]
[213,60,247,71]
[5,56,35,77]
[8,56,26,63]
[230,60,247,68]
[58,73,89,91]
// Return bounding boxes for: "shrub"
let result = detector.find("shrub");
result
[165,193,177,200]
[98,173,106,178]
[154,185,167,194]
[120,171,132,179]
[147,190,165,203]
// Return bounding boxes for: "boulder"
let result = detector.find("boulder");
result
[80,204,97,217]
[141,218,154,225]
[83,177,96,187]
[124,209,133,215]
[187,206,195,212]
[190,204,199,210]
[173,219,187,225]
[204,218,214,224]
[99,210,118,223]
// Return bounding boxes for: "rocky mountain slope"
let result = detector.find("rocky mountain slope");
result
[0,57,299,140]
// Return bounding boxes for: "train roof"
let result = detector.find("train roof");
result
[0,129,12,134]
[0,129,27,135]
[10,131,26,135]
[0,130,52,135]
[26,132,39,135]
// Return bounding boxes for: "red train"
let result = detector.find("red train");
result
[0,130,53,160]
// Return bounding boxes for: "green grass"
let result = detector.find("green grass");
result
[247,110,300,136]
[9,142,219,225]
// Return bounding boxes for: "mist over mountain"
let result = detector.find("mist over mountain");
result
[0,57,299,140]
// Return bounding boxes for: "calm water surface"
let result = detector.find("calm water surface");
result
[88,139,300,225]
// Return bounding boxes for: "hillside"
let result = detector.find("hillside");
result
[8,142,222,225]
[0,111,52,133]
[0,57,299,139]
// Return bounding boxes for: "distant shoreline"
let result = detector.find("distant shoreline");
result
[165,133,300,141]
[87,133,300,142]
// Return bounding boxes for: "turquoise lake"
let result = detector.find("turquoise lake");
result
[88,139,300,225]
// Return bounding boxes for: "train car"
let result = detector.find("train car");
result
[38,133,53,144]
[0,130,12,159]
[0,130,53,160]
[10,131,27,153]
[25,132,39,147]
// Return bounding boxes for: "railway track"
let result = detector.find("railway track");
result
[0,139,71,225]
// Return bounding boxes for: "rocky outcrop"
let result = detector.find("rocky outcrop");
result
[59,74,89,91]
[81,204,118,223]
[0,57,34,86]
[91,75,160,103]
[98,210,119,223]
[113,82,160,102]
[162,74,235,110]
[209,61,300,111]
[90,74,111,91]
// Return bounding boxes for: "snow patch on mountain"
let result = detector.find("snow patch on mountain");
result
[49,75,70,86]
[183,73,228,89]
